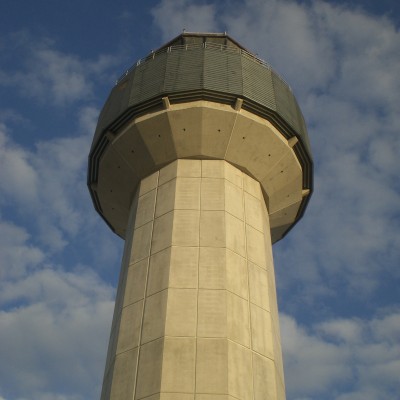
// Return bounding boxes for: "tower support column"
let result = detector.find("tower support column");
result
[101,159,285,400]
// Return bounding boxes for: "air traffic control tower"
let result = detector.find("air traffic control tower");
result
[88,32,313,400]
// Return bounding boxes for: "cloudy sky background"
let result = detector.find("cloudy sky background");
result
[0,1,399,399]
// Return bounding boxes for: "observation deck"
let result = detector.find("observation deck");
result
[88,32,313,243]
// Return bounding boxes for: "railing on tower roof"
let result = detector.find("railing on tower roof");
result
[115,41,291,90]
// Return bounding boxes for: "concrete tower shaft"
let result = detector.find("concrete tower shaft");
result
[101,160,285,399]
[88,33,313,400]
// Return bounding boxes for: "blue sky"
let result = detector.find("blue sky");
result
[0,1,399,399]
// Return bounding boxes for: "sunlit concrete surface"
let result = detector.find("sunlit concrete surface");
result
[101,160,285,400]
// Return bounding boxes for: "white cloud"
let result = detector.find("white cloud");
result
[0,106,102,252]
[0,221,45,280]
[281,314,352,396]
[151,0,218,41]
[223,0,337,93]
[370,313,400,344]
[0,106,122,275]
[0,125,39,204]
[0,113,122,399]
[317,318,363,343]
[0,47,91,105]
[0,267,114,400]
[281,311,400,400]
[0,34,119,106]
[313,2,400,109]
[0,101,122,398]
[78,105,101,135]
[30,48,91,104]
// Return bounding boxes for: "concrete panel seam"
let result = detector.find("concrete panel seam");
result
[133,172,160,400]
[194,170,202,396]
[241,175,256,400]
[222,109,239,161]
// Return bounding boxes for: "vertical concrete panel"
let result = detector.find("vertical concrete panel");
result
[201,178,225,210]
[161,338,196,393]
[248,262,270,311]
[197,290,227,338]
[224,162,243,188]
[142,290,168,343]
[225,213,245,257]
[116,300,143,353]
[176,159,201,177]
[109,348,138,400]
[165,289,197,337]
[201,159,225,178]
[246,224,267,268]
[135,189,157,228]
[136,339,164,399]
[244,192,264,232]
[225,180,243,220]
[199,247,226,289]
[130,221,153,263]
[156,179,176,217]
[253,353,278,400]
[200,211,225,247]
[175,178,201,210]
[227,292,250,347]
[228,341,253,400]
[152,211,174,254]
[250,304,274,359]
[169,246,198,289]
[172,209,200,247]
[225,249,248,299]
[196,339,228,394]
[124,259,148,305]
[147,248,172,296]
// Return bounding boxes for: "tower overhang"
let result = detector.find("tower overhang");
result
[88,33,313,243]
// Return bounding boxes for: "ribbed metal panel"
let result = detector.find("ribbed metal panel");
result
[164,48,204,92]
[183,36,204,46]
[242,54,276,110]
[295,105,312,153]
[129,52,168,105]
[129,64,144,104]
[272,71,302,136]
[203,48,242,94]
[226,51,243,94]
[96,77,134,135]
